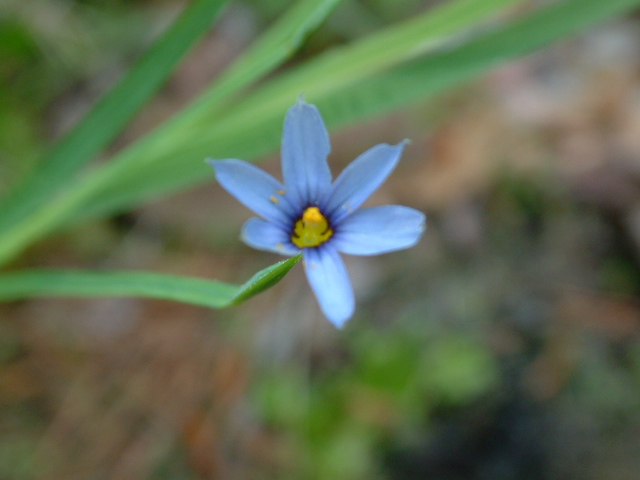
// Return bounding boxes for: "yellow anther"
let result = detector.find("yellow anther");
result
[276,190,286,195]
[291,206,333,248]
[303,206,323,224]
[270,195,279,204]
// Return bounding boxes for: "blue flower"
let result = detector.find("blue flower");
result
[208,97,425,328]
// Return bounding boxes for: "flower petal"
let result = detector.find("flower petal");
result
[281,97,332,205]
[303,246,354,328]
[209,159,295,226]
[322,141,407,223]
[332,206,426,256]
[241,218,300,255]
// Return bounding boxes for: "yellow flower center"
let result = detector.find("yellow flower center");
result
[291,206,333,248]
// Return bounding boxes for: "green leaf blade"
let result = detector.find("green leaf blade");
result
[231,254,302,305]
[0,256,302,308]
[72,0,639,226]
[5,0,521,241]
[0,0,231,235]
[0,0,343,267]
[174,0,343,127]
[0,270,238,308]
[2,0,640,267]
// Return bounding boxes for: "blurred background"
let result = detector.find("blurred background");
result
[2,0,640,479]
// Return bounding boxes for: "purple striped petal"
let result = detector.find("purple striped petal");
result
[209,159,295,226]
[303,246,354,328]
[241,218,300,255]
[332,206,426,256]
[281,97,332,205]
[322,141,407,223]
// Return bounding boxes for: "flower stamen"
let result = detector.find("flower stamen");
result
[291,206,333,248]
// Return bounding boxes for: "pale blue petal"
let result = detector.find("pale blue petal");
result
[332,206,426,256]
[241,218,300,255]
[322,141,407,223]
[209,159,295,226]
[303,246,354,328]
[281,97,332,205]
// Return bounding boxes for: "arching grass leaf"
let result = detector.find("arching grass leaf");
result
[0,255,301,308]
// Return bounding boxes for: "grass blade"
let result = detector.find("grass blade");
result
[2,0,639,267]
[65,0,640,222]
[0,255,301,308]
[92,0,521,180]
[316,0,640,124]
[0,0,344,267]
[0,0,522,267]
[173,0,343,128]
[0,270,237,307]
[0,0,231,233]
[231,254,303,305]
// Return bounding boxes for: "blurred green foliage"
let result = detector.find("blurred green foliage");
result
[253,328,499,479]
[0,0,160,188]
